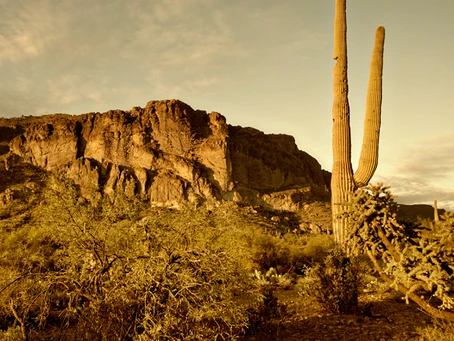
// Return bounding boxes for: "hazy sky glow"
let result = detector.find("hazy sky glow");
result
[1,0,453,210]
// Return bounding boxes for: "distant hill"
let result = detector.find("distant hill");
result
[396,203,446,222]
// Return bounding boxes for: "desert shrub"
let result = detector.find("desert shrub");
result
[300,234,335,263]
[417,322,454,341]
[0,325,23,341]
[249,232,300,273]
[0,180,265,340]
[252,267,295,289]
[298,250,360,314]
[244,288,287,336]
[246,227,335,277]
[344,184,454,321]
[0,223,60,273]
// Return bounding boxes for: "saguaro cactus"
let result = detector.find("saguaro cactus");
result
[331,0,385,246]
[434,200,440,223]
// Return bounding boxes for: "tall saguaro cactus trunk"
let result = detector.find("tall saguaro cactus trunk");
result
[331,0,385,247]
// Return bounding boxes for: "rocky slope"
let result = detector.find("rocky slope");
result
[0,99,330,211]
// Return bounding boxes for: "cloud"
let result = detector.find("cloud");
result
[375,134,454,211]
[0,0,68,63]
[393,134,454,185]
[124,2,245,65]
[116,1,245,98]
[0,0,332,117]
[0,73,50,116]
[149,71,221,100]
[375,174,454,212]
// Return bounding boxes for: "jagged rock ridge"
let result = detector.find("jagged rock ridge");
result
[1,99,329,210]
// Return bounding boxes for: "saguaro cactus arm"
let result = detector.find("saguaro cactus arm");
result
[354,26,385,187]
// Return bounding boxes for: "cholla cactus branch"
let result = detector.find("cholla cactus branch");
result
[367,249,454,322]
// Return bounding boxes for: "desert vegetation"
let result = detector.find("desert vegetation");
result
[344,184,454,321]
[0,175,453,340]
[0,176,329,340]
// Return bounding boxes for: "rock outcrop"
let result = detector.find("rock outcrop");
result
[1,99,330,210]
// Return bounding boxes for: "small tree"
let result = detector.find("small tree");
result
[331,0,386,247]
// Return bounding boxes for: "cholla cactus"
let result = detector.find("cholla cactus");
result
[345,184,454,321]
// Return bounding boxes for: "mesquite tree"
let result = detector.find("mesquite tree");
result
[331,0,385,246]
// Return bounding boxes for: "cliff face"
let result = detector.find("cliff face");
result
[1,99,329,210]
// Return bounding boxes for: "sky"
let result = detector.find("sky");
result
[1,0,453,211]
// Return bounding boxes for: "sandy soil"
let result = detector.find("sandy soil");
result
[241,289,434,341]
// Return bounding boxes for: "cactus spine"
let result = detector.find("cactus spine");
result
[331,0,385,246]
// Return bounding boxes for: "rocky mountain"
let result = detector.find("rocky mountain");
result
[0,99,330,211]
